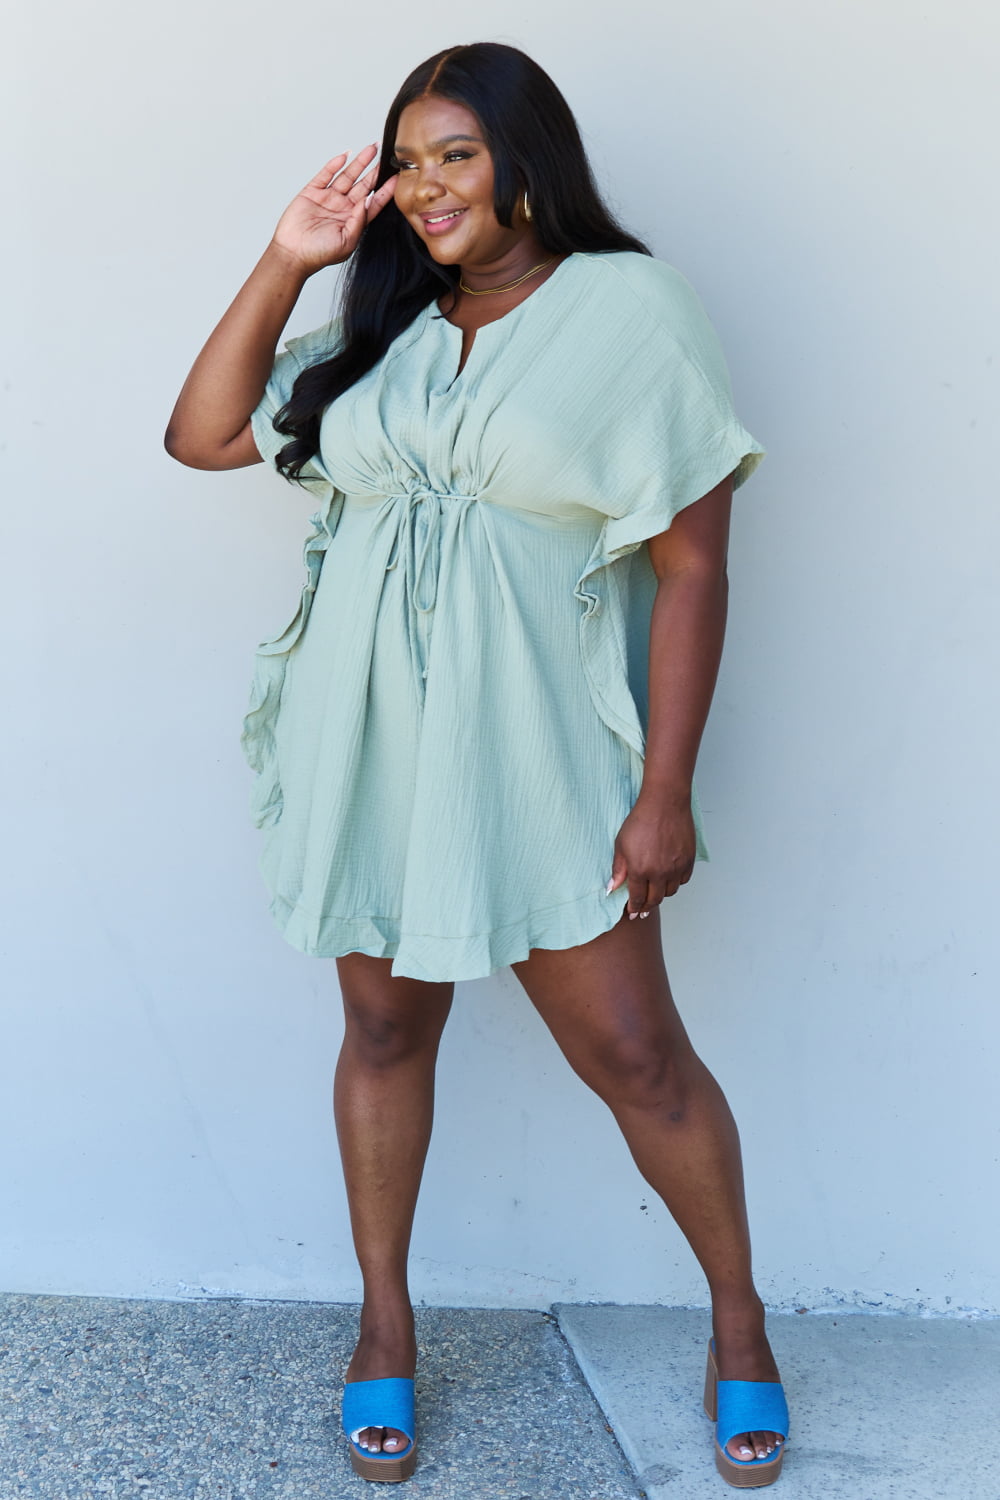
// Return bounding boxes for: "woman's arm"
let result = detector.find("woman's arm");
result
[164,146,397,471]
[608,474,734,917]
[164,242,310,470]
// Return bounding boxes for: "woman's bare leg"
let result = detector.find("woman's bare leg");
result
[334,952,453,1454]
[512,914,783,1464]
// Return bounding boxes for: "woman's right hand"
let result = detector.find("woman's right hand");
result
[271,145,398,275]
[165,146,397,470]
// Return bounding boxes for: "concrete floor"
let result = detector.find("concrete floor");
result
[1,1294,997,1499]
[0,1295,638,1499]
[559,1303,1000,1500]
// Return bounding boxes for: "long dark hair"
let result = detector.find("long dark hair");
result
[273,42,649,481]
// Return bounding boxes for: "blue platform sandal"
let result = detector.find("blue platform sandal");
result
[703,1340,788,1488]
[342,1377,417,1483]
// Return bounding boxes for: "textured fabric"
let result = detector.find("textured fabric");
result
[243,251,763,981]
[716,1379,790,1450]
[342,1377,415,1452]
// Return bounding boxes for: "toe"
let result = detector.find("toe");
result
[726,1434,756,1462]
[725,1431,782,1463]
[353,1426,409,1455]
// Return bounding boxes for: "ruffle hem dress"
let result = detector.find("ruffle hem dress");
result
[243,251,763,982]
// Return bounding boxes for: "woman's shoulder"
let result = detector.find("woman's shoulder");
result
[574,251,703,321]
[573,252,733,384]
[279,317,344,371]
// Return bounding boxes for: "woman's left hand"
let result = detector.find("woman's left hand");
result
[607,793,697,919]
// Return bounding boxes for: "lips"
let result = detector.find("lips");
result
[419,207,467,236]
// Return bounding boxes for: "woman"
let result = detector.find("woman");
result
[166,42,788,1489]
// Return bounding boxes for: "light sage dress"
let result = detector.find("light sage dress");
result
[244,251,763,982]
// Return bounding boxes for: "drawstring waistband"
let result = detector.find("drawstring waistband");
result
[385,488,473,698]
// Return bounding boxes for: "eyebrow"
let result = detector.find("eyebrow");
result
[392,134,484,153]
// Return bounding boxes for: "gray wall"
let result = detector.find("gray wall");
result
[2,0,997,1315]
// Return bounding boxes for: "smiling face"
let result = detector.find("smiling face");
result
[391,95,539,275]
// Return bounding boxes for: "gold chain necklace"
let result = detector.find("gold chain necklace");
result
[458,256,557,296]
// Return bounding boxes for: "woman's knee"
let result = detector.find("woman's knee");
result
[338,959,452,1070]
[342,1005,439,1069]
[577,1028,698,1115]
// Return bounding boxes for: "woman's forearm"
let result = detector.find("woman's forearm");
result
[607,482,733,909]
[639,565,729,807]
[165,147,396,472]
[164,241,311,470]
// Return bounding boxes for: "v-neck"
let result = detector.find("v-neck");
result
[432,254,578,386]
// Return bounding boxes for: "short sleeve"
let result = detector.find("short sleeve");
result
[250,319,343,489]
[593,258,764,562]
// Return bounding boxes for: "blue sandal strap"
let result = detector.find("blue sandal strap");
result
[716,1378,789,1453]
[342,1377,415,1455]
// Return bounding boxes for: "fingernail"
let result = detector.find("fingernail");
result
[639,911,649,920]
[629,912,638,921]
[605,879,614,895]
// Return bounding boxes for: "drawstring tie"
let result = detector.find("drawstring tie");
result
[386,488,471,699]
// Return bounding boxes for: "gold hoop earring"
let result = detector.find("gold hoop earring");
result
[522,191,533,222]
